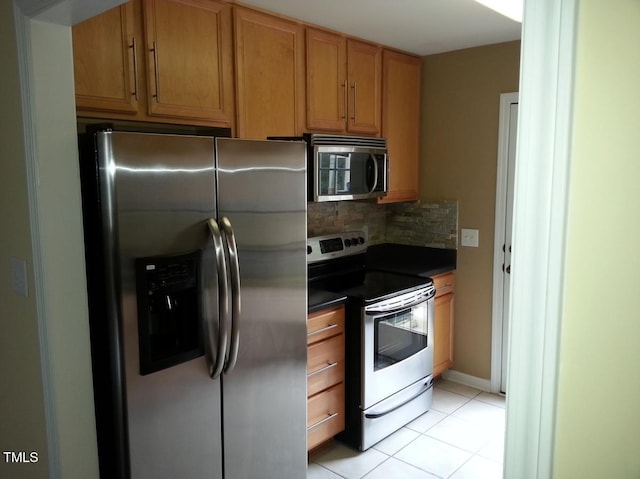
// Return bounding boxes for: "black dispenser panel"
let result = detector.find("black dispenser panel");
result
[135,251,203,375]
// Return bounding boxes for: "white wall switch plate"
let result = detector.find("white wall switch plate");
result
[460,228,480,247]
[10,257,29,297]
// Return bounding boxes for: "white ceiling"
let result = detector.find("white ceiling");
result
[239,0,521,56]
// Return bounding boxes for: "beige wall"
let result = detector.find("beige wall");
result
[0,8,100,478]
[420,41,520,379]
[0,3,49,478]
[554,1,640,477]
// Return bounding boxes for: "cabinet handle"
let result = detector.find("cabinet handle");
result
[307,412,339,431]
[150,41,160,102]
[308,361,338,377]
[308,323,338,337]
[129,37,139,101]
[341,81,347,121]
[350,82,357,120]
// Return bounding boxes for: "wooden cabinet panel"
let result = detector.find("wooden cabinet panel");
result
[432,272,455,377]
[305,29,381,135]
[305,28,347,132]
[307,334,344,397]
[72,2,138,114]
[143,0,234,124]
[307,305,345,450]
[346,39,382,135]
[307,383,345,450]
[379,50,421,203]
[307,305,344,344]
[234,7,305,139]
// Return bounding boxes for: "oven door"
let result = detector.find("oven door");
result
[362,288,435,409]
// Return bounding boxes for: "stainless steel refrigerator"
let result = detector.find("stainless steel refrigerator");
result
[78,126,308,479]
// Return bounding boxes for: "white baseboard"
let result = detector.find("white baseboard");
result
[441,370,492,393]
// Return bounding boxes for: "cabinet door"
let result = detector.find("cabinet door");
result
[305,28,347,132]
[346,39,381,135]
[379,50,421,203]
[144,0,234,125]
[72,2,138,114]
[234,7,305,139]
[433,292,454,377]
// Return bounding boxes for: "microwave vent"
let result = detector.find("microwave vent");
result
[308,134,386,149]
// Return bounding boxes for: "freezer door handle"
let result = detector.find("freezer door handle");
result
[207,218,231,379]
[220,217,241,374]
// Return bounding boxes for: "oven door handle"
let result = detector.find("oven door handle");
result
[365,290,435,315]
[364,379,434,419]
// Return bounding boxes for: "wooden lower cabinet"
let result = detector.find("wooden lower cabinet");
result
[307,305,345,451]
[432,272,455,377]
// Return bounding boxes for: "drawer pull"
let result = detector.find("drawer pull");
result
[308,323,338,337]
[308,361,338,377]
[307,412,339,431]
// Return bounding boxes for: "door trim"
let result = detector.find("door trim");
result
[504,0,578,477]
[490,91,518,395]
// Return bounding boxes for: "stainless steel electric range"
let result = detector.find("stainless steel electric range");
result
[308,231,436,451]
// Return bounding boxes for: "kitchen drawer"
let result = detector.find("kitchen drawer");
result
[432,271,455,297]
[307,383,345,450]
[307,334,344,397]
[307,306,345,344]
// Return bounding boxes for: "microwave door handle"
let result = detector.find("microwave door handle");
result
[367,153,378,193]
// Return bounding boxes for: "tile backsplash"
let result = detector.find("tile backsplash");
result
[307,200,458,249]
[307,201,386,243]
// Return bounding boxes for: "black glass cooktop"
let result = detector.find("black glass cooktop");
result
[318,271,432,305]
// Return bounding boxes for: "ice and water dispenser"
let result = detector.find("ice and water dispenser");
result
[135,251,203,375]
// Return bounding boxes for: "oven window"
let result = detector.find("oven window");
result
[374,303,428,371]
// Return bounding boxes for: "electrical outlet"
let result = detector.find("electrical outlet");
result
[460,228,480,248]
[10,257,29,297]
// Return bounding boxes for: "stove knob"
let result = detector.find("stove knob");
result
[358,236,365,244]
[307,245,312,255]
[351,237,358,245]
[344,239,351,247]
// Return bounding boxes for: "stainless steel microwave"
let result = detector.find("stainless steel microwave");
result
[309,134,388,202]
[270,134,388,202]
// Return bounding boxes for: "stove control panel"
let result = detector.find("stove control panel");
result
[307,231,368,263]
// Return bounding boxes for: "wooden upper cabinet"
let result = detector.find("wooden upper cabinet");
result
[378,50,421,203]
[346,39,382,135]
[72,2,138,114]
[143,0,234,125]
[305,29,381,136]
[305,28,347,132]
[234,7,305,139]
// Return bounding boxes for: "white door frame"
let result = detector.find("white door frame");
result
[490,92,518,395]
[503,0,578,477]
[13,0,578,477]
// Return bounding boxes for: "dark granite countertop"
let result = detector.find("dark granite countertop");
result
[308,288,347,314]
[366,243,456,278]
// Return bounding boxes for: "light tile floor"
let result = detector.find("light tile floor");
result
[308,379,505,479]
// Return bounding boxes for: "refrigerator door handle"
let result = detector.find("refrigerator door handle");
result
[207,218,231,379]
[220,217,241,374]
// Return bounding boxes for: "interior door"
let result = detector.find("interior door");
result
[490,93,520,394]
[500,101,518,393]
